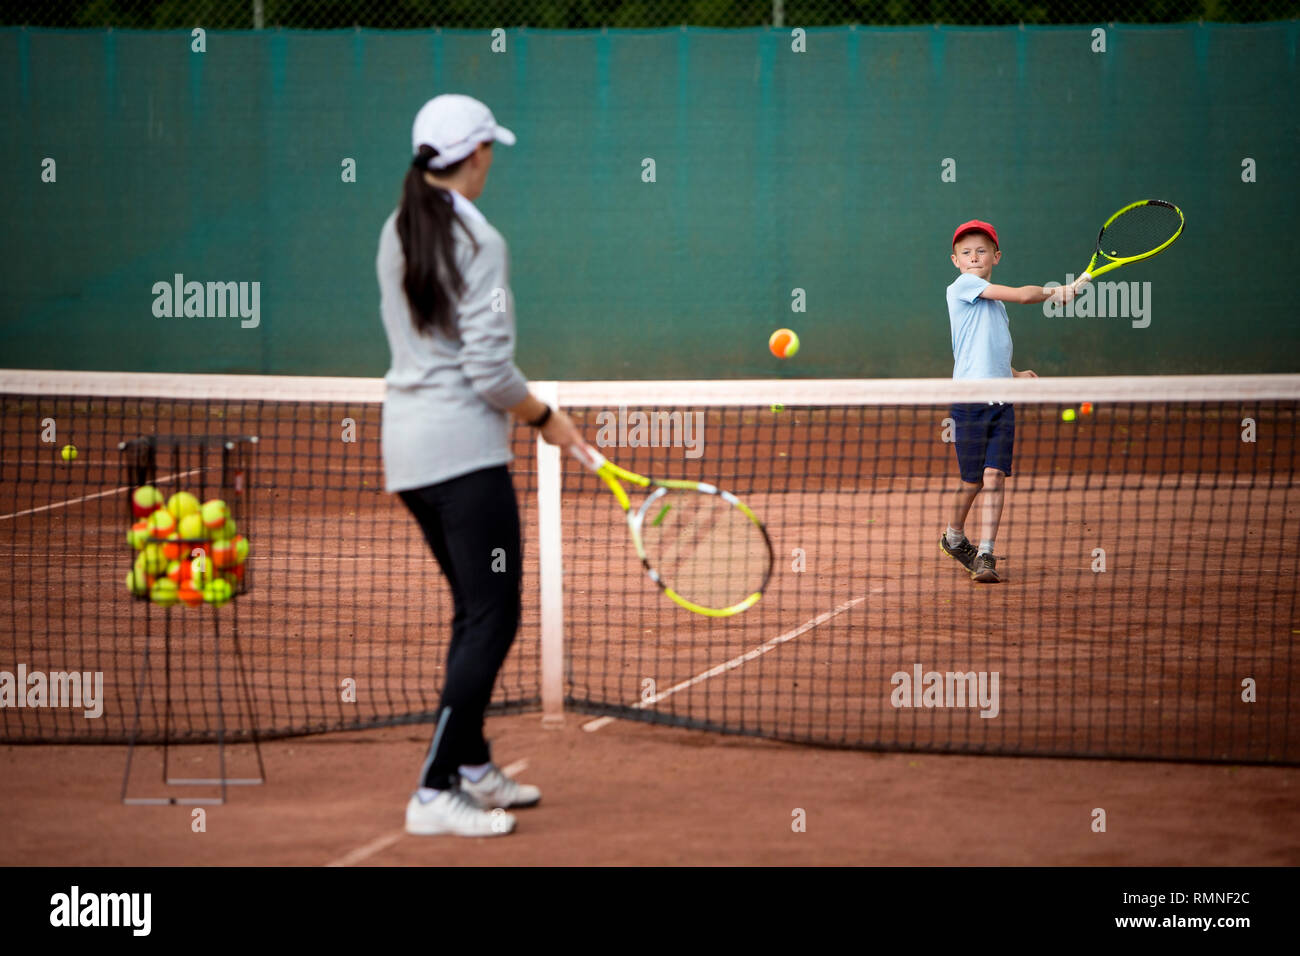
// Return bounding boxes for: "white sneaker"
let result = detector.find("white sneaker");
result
[459,765,542,809]
[405,788,517,837]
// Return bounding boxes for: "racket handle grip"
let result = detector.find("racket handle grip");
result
[569,441,607,472]
[1072,272,1093,289]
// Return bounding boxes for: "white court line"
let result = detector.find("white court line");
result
[0,467,203,522]
[1,484,130,521]
[324,831,404,868]
[323,758,532,866]
[582,595,868,733]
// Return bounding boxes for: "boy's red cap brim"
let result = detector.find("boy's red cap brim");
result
[952,219,999,249]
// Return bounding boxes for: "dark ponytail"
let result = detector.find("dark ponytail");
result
[396,144,476,336]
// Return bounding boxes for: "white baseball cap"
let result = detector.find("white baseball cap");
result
[411,94,516,170]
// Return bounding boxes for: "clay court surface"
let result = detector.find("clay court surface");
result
[2,390,1297,864]
[3,718,1299,866]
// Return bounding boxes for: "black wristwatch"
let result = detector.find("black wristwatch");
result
[528,405,553,429]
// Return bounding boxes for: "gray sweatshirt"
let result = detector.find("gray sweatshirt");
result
[376,191,530,493]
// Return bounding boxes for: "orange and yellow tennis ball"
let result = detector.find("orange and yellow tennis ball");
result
[1080,402,1094,416]
[212,534,249,570]
[201,499,230,530]
[166,491,201,521]
[211,537,233,569]
[132,485,164,518]
[769,328,800,359]
[127,520,151,550]
[147,507,176,538]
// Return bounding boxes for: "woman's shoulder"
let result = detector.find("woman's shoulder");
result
[454,215,508,265]
[457,212,505,246]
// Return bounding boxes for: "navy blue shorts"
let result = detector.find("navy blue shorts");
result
[951,403,1015,484]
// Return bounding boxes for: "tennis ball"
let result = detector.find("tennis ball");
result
[211,537,234,569]
[1062,408,1077,422]
[168,557,202,585]
[217,516,237,539]
[166,491,201,521]
[202,578,233,607]
[127,520,151,550]
[139,543,168,576]
[161,533,183,561]
[201,499,230,530]
[148,508,176,539]
[177,512,207,541]
[1080,402,1094,416]
[189,554,213,589]
[150,578,180,606]
[211,534,250,570]
[769,328,800,359]
[177,582,204,608]
[125,567,152,597]
[60,444,78,462]
[770,403,785,414]
[132,485,165,518]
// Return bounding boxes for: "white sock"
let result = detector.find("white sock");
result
[946,526,966,547]
[416,787,441,803]
[459,762,492,783]
[979,540,994,556]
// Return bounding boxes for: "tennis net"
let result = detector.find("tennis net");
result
[2,371,1297,763]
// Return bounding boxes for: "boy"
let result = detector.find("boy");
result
[940,220,1074,583]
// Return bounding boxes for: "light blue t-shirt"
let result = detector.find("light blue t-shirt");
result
[947,273,1013,380]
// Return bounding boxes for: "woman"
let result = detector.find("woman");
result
[378,94,580,837]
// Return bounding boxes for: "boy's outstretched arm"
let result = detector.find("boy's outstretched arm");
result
[980,283,1077,305]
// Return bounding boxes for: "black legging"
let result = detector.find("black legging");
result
[399,465,522,791]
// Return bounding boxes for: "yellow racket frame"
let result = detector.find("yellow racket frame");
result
[1075,199,1184,287]
[571,443,773,617]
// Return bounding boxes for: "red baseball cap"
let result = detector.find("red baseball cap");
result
[952,219,999,249]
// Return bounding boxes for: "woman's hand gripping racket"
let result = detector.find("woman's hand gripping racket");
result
[1072,199,1185,291]
[569,441,774,617]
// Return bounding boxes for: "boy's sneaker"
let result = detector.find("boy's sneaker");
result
[405,788,516,837]
[971,552,1000,583]
[940,534,979,571]
[459,765,542,810]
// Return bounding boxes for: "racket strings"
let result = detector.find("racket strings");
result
[640,489,770,610]
[1098,202,1182,261]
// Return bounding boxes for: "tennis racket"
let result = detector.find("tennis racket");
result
[569,441,774,617]
[1072,199,1184,289]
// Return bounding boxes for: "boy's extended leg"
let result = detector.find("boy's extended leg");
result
[941,480,982,571]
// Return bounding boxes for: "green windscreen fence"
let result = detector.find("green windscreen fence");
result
[2,25,1296,379]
